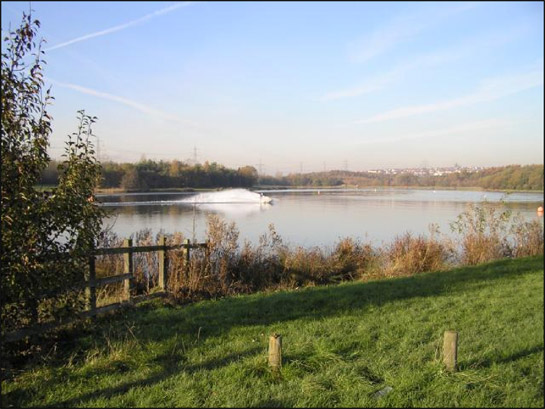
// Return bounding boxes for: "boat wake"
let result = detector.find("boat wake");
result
[180,189,273,204]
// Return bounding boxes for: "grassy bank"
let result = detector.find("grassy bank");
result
[2,256,543,407]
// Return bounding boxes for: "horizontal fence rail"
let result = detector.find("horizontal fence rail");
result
[4,237,208,343]
[93,242,208,256]
[4,293,166,343]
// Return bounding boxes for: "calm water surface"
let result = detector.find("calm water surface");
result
[98,188,544,248]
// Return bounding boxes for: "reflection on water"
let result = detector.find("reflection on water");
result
[99,188,543,247]
[196,202,272,216]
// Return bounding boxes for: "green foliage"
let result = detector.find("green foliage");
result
[1,14,104,334]
[42,158,542,192]
[119,165,142,190]
[93,160,258,190]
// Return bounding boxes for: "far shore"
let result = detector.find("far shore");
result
[95,185,544,195]
[35,184,544,195]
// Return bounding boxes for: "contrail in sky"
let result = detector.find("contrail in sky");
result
[47,78,198,127]
[44,2,193,51]
[352,66,543,125]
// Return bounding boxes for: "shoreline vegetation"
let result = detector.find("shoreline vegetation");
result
[89,203,543,308]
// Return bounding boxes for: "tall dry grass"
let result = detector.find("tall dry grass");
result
[381,231,452,278]
[450,203,516,265]
[510,214,544,258]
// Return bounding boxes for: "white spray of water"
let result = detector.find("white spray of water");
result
[180,188,273,204]
[197,202,272,216]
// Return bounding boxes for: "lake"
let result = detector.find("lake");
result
[98,188,544,248]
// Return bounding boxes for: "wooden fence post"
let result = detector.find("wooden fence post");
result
[86,252,97,313]
[443,330,458,372]
[123,238,134,300]
[158,235,167,291]
[268,333,282,370]
[183,238,191,272]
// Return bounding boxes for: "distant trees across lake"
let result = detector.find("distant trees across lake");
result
[39,160,543,191]
[41,159,259,190]
[278,164,544,191]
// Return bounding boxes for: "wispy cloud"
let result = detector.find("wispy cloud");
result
[44,2,193,51]
[347,2,478,63]
[321,51,456,101]
[48,78,198,127]
[352,66,544,125]
[358,118,514,144]
[320,70,398,102]
[323,24,528,102]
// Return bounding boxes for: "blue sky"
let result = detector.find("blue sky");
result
[1,1,543,174]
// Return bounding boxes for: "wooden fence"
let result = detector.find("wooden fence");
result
[4,236,208,343]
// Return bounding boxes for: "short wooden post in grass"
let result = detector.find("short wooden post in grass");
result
[443,330,458,372]
[123,238,134,301]
[268,333,282,370]
[158,235,167,291]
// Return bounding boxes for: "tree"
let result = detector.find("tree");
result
[120,165,141,190]
[1,13,104,333]
[168,159,183,177]
[237,165,258,187]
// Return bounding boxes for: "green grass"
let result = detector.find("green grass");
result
[2,256,543,407]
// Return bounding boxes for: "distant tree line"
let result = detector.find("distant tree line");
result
[266,164,543,191]
[39,161,543,191]
[40,159,259,190]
